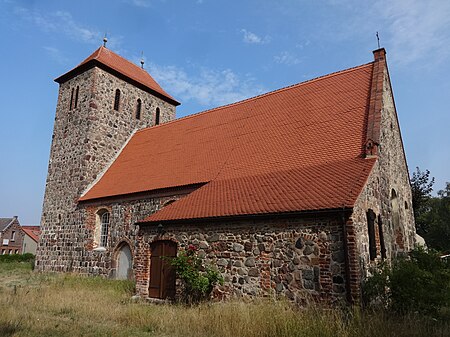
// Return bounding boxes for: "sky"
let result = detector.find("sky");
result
[0,0,449,225]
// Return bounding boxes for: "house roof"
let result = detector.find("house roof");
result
[22,226,40,243]
[0,218,15,232]
[55,46,179,106]
[80,57,380,223]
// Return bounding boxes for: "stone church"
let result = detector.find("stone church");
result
[36,46,415,304]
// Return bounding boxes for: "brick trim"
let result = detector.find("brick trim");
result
[365,48,386,157]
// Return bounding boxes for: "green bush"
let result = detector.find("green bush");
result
[0,253,35,263]
[170,244,223,304]
[363,248,450,318]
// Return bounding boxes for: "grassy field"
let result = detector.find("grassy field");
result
[0,261,449,337]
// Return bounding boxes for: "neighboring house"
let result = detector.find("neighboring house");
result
[22,226,41,254]
[0,216,24,255]
[36,46,415,305]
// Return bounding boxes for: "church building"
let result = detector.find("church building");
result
[36,45,415,304]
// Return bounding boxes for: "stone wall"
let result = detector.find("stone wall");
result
[351,65,415,293]
[37,66,177,271]
[135,215,350,305]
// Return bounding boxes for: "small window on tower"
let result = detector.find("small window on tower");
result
[155,107,160,125]
[69,87,74,110]
[74,86,79,109]
[114,89,121,111]
[136,99,142,120]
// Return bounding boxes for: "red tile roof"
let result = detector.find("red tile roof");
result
[80,61,378,222]
[55,46,179,105]
[22,226,40,243]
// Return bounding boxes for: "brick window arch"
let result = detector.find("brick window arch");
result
[136,98,142,120]
[114,89,121,111]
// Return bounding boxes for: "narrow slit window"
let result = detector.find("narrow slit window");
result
[69,87,74,110]
[378,215,387,260]
[11,231,15,241]
[136,99,142,120]
[155,107,160,125]
[74,86,79,109]
[367,209,377,260]
[114,89,121,111]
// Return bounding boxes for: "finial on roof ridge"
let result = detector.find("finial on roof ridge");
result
[140,51,145,69]
[103,33,108,47]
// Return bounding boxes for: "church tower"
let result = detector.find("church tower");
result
[36,45,179,271]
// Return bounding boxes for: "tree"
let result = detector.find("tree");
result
[410,167,434,236]
[422,183,450,253]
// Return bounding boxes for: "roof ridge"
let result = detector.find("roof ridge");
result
[135,61,374,135]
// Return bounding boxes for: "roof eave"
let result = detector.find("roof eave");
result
[139,206,355,226]
[54,59,180,106]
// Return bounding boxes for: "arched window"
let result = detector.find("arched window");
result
[136,99,142,120]
[74,86,79,109]
[155,107,160,125]
[69,87,74,110]
[114,89,121,111]
[98,210,110,247]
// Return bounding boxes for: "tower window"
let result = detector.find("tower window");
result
[155,107,160,125]
[74,86,79,109]
[114,89,121,111]
[69,88,74,110]
[136,99,142,120]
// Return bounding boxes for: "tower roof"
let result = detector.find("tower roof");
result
[55,46,179,106]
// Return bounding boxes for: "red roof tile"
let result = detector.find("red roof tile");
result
[80,61,377,221]
[55,46,179,105]
[22,226,40,242]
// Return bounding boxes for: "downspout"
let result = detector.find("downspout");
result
[341,207,353,304]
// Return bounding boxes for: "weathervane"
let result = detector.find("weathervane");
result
[103,33,108,47]
[376,32,380,49]
[140,51,145,69]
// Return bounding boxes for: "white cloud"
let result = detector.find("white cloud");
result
[374,0,450,66]
[126,0,151,7]
[14,7,122,48]
[148,63,266,107]
[43,46,69,64]
[241,29,270,44]
[326,0,450,67]
[274,51,301,65]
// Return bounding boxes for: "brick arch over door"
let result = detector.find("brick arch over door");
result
[149,240,177,299]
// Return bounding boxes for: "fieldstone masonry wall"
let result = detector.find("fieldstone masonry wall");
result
[37,66,177,271]
[351,66,415,292]
[135,216,350,305]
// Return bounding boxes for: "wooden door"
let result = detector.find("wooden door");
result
[149,240,177,299]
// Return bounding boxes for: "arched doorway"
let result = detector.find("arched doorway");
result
[116,243,133,280]
[149,240,177,299]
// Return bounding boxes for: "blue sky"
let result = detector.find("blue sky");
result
[1,0,449,225]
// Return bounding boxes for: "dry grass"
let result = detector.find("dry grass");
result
[0,261,448,337]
